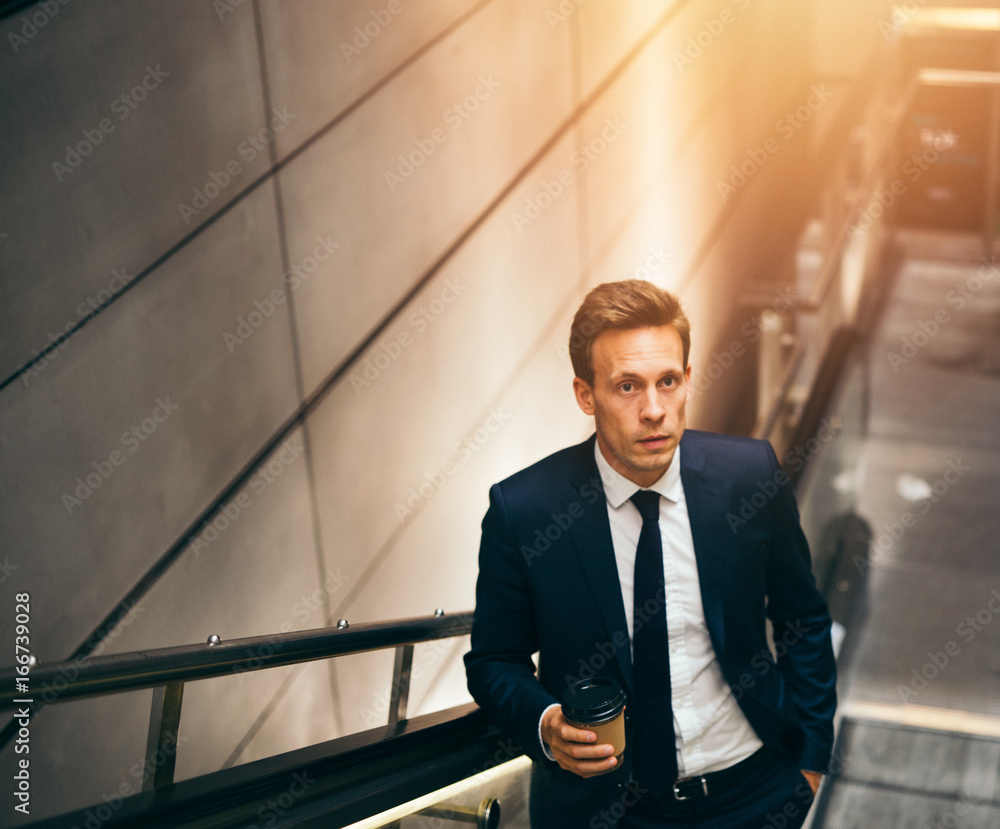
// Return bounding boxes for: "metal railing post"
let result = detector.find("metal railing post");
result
[419,797,501,828]
[388,644,414,724]
[142,680,184,791]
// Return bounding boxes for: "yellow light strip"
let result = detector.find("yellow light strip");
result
[910,8,1000,32]
[342,756,532,829]
[919,68,1000,88]
[840,699,1000,738]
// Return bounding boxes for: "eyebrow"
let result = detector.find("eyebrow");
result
[609,368,682,383]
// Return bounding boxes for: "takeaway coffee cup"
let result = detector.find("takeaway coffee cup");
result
[561,677,626,760]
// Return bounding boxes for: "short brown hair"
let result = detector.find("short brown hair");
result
[569,280,691,384]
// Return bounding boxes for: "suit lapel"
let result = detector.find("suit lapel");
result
[679,432,728,659]
[566,437,634,695]
[562,432,735,692]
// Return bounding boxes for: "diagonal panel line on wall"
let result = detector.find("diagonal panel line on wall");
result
[0,0,497,397]
[57,0,701,671]
[0,0,714,760]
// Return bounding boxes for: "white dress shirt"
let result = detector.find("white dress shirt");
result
[541,442,762,776]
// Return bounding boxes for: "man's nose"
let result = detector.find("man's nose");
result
[640,389,665,420]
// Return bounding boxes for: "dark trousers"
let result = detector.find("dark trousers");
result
[619,753,815,829]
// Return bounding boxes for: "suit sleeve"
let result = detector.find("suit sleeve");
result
[762,442,838,773]
[464,484,559,762]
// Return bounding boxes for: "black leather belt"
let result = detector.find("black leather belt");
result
[672,746,775,800]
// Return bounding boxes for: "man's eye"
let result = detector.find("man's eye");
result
[620,383,633,393]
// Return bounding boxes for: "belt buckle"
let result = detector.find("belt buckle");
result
[672,775,709,800]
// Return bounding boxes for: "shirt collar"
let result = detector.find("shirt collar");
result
[593,437,683,509]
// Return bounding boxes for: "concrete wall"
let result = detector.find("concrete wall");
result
[0,0,893,819]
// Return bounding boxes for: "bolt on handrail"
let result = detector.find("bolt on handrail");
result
[0,610,471,709]
[0,610,473,791]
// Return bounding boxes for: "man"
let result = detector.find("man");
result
[465,280,836,828]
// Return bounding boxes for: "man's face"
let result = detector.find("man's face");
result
[573,325,691,488]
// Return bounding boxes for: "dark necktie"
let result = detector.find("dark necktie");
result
[629,489,678,795]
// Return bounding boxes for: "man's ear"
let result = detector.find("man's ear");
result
[573,377,595,416]
[684,364,692,401]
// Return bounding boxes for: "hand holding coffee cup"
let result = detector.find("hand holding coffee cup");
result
[541,677,626,778]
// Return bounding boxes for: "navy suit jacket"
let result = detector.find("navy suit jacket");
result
[464,430,836,828]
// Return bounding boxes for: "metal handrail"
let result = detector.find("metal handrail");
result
[799,75,922,311]
[748,68,924,445]
[751,330,805,441]
[0,610,471,709]
[2,610,473,796]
